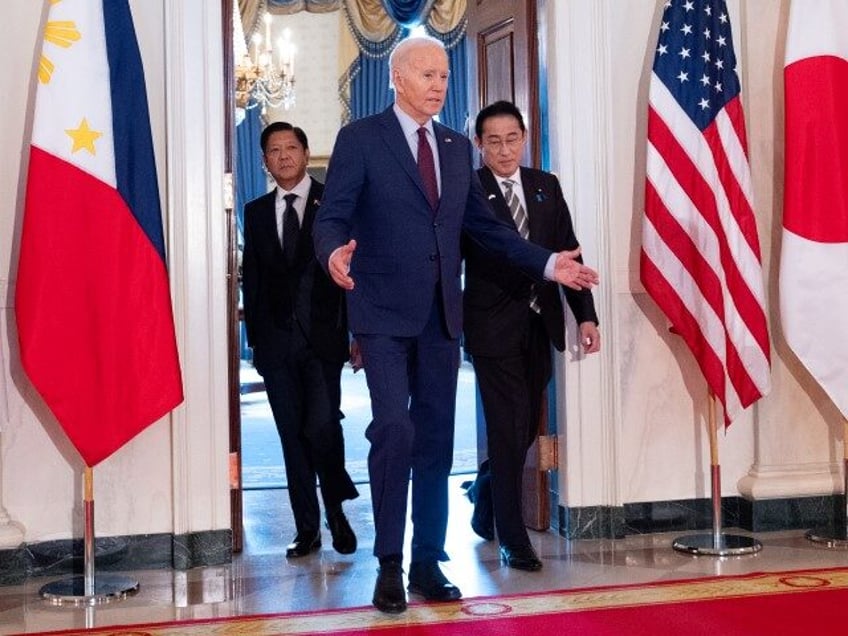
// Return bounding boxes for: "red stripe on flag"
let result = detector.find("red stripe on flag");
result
[648,107,769,363]
[723,98,750,159]
[784,55,848,243]
[725,338,763,409]
[645,105,770,366]
[16,148,183,466]
[645,176,765,411]
[643,179,725,322]
[640,252,727,408]
[705,103,760,258]
[642,0,770,425]
[702,126,771,360]
[647,108,723,240]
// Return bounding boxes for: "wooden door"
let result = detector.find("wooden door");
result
[466,0,540,169]
[222,0,244,553]
[465,0,550,531]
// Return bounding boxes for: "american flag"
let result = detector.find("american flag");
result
[640,0,771,424]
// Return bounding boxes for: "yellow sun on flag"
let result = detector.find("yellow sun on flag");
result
[38,19,81,84]
[66,118,102,155]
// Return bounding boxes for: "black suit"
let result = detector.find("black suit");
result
[463,166,598,548]
[242,177,358,538]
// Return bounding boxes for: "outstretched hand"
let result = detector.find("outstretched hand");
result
[328,239,357,290]
[554,247,599,290]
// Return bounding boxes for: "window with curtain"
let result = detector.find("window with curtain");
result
[238,1,468,127]
[234,1,469,361]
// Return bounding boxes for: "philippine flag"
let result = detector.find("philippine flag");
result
[781,0,848,417]
[15,0,184,466]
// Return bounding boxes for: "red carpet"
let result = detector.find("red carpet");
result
[21,567,848,635]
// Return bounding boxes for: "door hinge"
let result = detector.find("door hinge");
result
[229,451,241,490]
[223,172,234,210]
[537,434,558,471]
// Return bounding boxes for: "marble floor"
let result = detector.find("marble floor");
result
[2,476,848,634]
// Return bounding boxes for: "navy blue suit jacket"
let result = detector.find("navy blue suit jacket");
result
[314,107,553,339]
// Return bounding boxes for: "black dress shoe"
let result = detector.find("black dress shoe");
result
[407,561,462,601]
[285,532,321,558]
[471,500,494,541]
[468,473,494,541]
[372,561,407,614]
[499,544,543,571]
[326,511,357,554]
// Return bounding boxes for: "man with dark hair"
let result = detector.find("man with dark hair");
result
[314,37,598,614]
[464,100,600,571]
[242,121,359,559]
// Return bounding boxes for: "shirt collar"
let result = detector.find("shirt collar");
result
[275,174,312,203]
[394,103,434,140]
[495,168,522,190]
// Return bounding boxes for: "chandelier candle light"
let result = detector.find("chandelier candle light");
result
[235,13,296,113]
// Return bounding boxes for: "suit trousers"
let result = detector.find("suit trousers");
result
[262,326,358,537]
[356,295,459,563]
[472,311,552,548]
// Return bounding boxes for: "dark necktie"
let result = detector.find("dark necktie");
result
[282,193,299,265]
[416,127,439,210]
[503,179,540,314]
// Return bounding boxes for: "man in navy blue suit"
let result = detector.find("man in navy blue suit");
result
[313,35,599,614]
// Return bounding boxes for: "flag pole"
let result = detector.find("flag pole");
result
[38,467,139,606]
[806,418,848,547]
[672,392,762,556]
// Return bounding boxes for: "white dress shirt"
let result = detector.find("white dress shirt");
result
[393,104,442,196]
[274,174,312,246]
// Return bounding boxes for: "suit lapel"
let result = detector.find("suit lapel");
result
[289,178,323,266]
[299,178,320,240]
[520,168,547,243]
[377,108,431,204]
[257,190,284,257]
[378,109,461,215]
[433,123,463,216]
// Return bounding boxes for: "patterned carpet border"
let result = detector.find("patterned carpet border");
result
[23,567,848,635]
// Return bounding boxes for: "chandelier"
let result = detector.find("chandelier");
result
[235,13,296,113]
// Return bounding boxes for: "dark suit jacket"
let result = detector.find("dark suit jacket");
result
[242,178,348,375]
[463,166,599,357]
[313,107,554,339]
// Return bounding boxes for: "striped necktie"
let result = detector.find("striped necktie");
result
[503,179,540,314]
[503,179,528,239]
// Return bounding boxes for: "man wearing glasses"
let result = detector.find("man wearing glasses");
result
[463,100,601,571]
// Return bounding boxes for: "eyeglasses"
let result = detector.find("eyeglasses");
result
[482,135,524,151]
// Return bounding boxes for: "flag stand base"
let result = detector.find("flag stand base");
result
[39,574,139,606]
[806,523,848,548]
[805,451,848,548]
[672,533,762,556]
[39,469,139,606]
[673,396,762,557]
